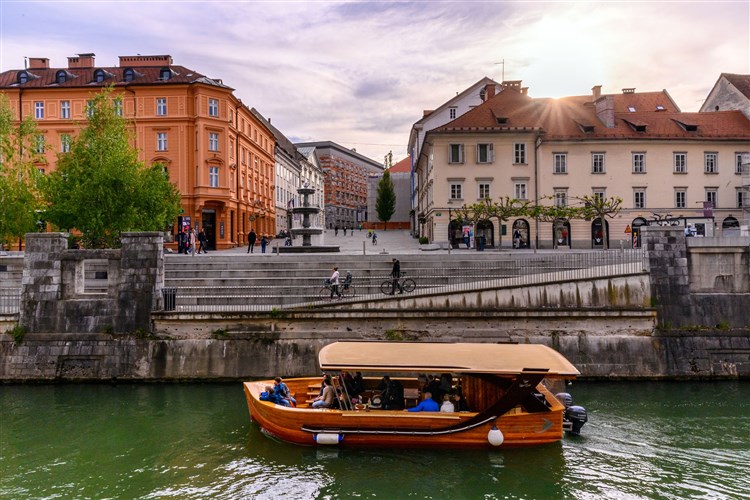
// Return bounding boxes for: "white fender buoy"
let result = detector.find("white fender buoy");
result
[487,425,504,447]
[314,433,343,445]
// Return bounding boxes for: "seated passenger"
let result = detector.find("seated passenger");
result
[312,379,334,408]
[274,377,296,406]
[352,371,365,396]
[260,385,290,407]
[407,390,440,412]
[454,393,470,412]
[427,376,443,403]
[440,394,455,413]
[384,379,404,410]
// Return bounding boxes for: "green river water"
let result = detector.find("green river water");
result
[1,381,748,499]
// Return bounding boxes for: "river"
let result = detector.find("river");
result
[1,381,748,499]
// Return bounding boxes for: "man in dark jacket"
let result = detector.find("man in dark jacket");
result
[197,229,208,254]
[247,229,257,253]
[390,258,403,295]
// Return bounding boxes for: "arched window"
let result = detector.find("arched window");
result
[17,71,28,84]
[55,70,67,84]
[94,69,107,83]
[123,68,135,83]
[722,216,740,229]
[159,67,172,81]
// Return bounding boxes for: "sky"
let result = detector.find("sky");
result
[1,0,748,164]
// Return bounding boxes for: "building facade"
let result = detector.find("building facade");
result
[414,80,750,249]
[294,141,382,230]
[0,53,276,249]
[366,155,412,230]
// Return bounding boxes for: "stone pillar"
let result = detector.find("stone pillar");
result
[115,232,164,333]
[642,226,690,328]
[20,233,68,332]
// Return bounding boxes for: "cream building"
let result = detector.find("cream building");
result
[414,81,750,249]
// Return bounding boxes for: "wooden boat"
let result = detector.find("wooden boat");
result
[243,342,587,448]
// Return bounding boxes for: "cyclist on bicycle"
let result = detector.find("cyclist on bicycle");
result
[390,258,403,295]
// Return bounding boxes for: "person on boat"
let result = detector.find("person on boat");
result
[440,394,455,413]
[274,377,296,407]
[312,378,334,408]
[427,376,443,403]
[453,393,470,412]
[407,390,439,412]
[260,385,291,407]
[352,372,364,396]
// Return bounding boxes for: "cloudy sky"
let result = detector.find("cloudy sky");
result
[1,1,748,163]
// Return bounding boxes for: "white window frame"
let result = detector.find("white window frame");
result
[208,98,219,117]
[634,190,646,209]
[478,182,491,199]
[632,153,646,173]
[514,143,527,164]
[157,132,168,151]
[34,101,44,119]
[591,153,605,174]
[675,190,686,209]
[86,100,95,118]
[448,144,464,164]
[449,107,457,120]
[476,143,493,164]
[156,97,167,116]
[449,183,463,200]
[209,166,219,187]
[60,134,71,153]
[738,189,746,208]
[514,182,528,200]
[35,135,45,154]
[208,132,219,152]
[61,101,71,119]
[674,153,687,173]
[554,190,567,207]
[704,152,718,173]
[553,153,567,174]
[705,189,717,207]
[593,189,605,202]
[736,153,746,174]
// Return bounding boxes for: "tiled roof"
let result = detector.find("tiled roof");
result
[388,155,411,173]
[722,73,750,99]
[432,87,750,140]
[0,65,230,89]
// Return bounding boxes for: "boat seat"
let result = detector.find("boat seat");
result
[403,388,420,408]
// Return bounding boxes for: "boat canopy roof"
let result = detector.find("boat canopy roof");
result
[318,342,580,377]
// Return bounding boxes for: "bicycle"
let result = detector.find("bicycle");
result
[380,272,416,295]
[319,272,355,300]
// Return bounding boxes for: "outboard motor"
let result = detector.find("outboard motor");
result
[556,392,588,436]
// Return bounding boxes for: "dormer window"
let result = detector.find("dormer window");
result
[496,117,508,125]
[123,68,135,83]
[17,71,29,84]
[674,120,698,132]
[623,118,647,132]
[56,70,67,84]
[159,67,172,81]
[479,89,487,102]
[94,69,107,83]
[627,106,636,112]
[656,105,665,111]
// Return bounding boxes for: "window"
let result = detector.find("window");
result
[705,189,717,207]
[208,98,219,117]
[554,190,567,207]
[160,68,171,81]
[157,132,168,151]
[209,132,219,151]
[448,144,464,164]
[514,182,527,200]
[738,190,746,208]
[86,100,95,117]
[156,98,167,116]
[34,101,44,119]
[514,143,527,164]
[675,190,686,209]
[476,143,493,163]
[17,71,28,84]
[60,134,71,153]
[591,153,605,174]
[55,70,67,84]
[478,182,491,199]
[737,153,747,174]
[632,153,646,173]
[209,166,219,187]
[593,189,605,202]
[704,152,718,173]
[674,153,687,173]
[123,68,135,82]
[449,107,457,119]
[35,135,45,154]
[61,101,71,119]
[634,190,646,209]
[553,153,567,174]
[449,183,463,200]
[113,99,123,117]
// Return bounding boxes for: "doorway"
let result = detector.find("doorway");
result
[202,210,216,250]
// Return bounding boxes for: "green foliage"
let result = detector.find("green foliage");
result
[0,94,45,249]
[575,195,623,250]
[454,197,529,247]
[376,170,396,230]
[212,328,230,338]
[6,325,26,344]
[269,307,287,319]
[419,236,429,244]
[384,329,403,341]
[40,88,182,248]
[717,321,730,331]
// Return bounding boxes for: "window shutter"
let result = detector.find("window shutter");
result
[489,143,494,163]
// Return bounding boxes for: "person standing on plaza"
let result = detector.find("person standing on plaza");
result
[390,258,403,295]
[260,235,268,254]
[189,228,197,256]
[343,226,347,236]
[198,229,208,254]
[247,229,257,253]
[329,267,342,299]
[334,225,339,236]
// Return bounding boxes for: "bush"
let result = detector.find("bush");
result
[419,236,429,244]
[6,325,26,344]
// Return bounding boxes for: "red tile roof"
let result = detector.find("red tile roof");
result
[388,155,411,173]
[432,86,750,140]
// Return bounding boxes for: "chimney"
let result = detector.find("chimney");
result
[592,85,602,100]
[27,58,49,70]
[520,87,528,96]
[501,80,522,90]
[484,83,496,100]
[423,110,434,118]
[118,55,173,67]
[622,88,635,94]
[68,53,95,69]
[595,96,615,128]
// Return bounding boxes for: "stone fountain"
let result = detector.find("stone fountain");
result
[277,185,339,253]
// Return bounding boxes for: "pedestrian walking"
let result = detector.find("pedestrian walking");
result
[261,235,269,254]
[247,229,257,253]
[334,225,339,236]
[329,267,342,299]
[198,229,208,254]
[190,228,197,256]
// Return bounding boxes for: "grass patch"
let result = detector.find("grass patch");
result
[6,325,26,345]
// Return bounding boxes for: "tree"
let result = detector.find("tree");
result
[0,94,44,250]
[455,197,530,249]
[530,196,589,249]
[577,195,623,250]
[41,88,182,248]
[375,170,396,230]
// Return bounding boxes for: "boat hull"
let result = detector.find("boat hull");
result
[244,380,564,449]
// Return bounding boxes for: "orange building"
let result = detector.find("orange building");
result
[0,53,275,249]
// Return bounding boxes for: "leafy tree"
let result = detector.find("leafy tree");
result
[0,94,44,250]
[41,88,182,248]
[375,169,396,230]
[530,196,589,248]
[576,195,623,250]
[455,197,530,249]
